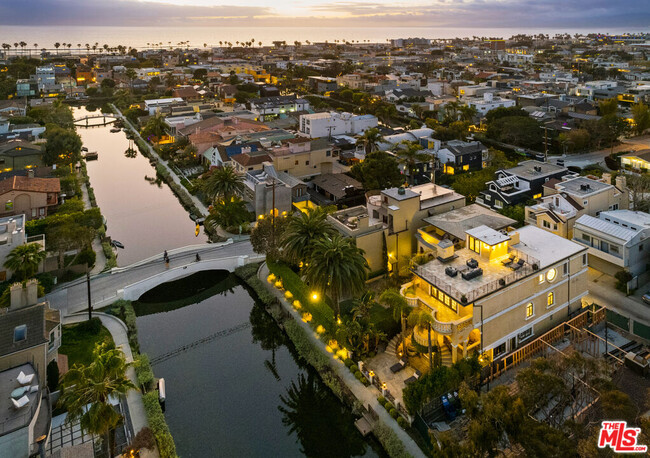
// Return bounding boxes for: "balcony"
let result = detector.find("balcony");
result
[400,282,473,337]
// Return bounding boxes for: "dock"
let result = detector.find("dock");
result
[354,414,374,437]
[84,151,98,160]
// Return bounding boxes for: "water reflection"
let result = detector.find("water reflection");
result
[279,372,369,458]
[134,270,382,457]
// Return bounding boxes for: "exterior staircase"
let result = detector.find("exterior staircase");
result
[439,345,453,367]
[386,334,401,357]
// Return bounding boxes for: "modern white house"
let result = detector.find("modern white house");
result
[298,112,378,138]
[248,95,310,122]
[144,97,184,115]
[466,92,516,116]
[573,210,650,277]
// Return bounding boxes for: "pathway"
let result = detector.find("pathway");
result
[79,173,107,275]
[46,240,256,317]
[63,312,149,437]
[111,105,209,216]
[258,263,426,458]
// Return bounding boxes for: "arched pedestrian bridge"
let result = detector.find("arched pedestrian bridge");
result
[73,114,119,127]
[46,240,262,316]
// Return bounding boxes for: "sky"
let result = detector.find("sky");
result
[0,0,648,28]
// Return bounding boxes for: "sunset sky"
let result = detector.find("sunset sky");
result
[1,0,648,27]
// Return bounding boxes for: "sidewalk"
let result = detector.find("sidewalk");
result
[111,105,208,216]
[79,176,107,275]
[258,263,425,458]
[64,312,149,436]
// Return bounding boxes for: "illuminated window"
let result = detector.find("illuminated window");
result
[526,303,534,318]
[538,274,545,284]
[546,268,557,282]
[533,193,542,199]
[547,292,554,307]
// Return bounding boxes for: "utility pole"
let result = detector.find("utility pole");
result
[271,177,276,246]
[86,271,92,320]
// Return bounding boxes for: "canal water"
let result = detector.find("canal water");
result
[73,106,208,266]
[134,270,383,458]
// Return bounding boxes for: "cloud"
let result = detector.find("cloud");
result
[0,0,647,28]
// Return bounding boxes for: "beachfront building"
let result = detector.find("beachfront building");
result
[401,225,588,364]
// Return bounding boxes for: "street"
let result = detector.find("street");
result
[549,135,650,168]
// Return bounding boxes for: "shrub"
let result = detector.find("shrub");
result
[284,319,330,371]
[234,263,259,281]
[76,247,97,267]
[344,358,354,368]
[142,391,178,458]
[35,273,55,293]
[378,396,386,406]
[373,421,412,458]
[136,354,155,391]
[46,360,59,392]
[126,427,156,453]
[246,276,277,307]
[397,417,407,428]
[384,402,393,413]
[389,408,399,419]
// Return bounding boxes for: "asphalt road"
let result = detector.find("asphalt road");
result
[549,135,649,168]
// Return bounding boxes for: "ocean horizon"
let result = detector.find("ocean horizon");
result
[0,25,644,50]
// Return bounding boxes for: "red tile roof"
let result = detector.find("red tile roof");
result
[0,176,60,194]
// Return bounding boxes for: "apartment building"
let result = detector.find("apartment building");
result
[478,160,570,210]
[526,174,629,238]
[328,183,465,273]
[244,163,306,217]
[268,138,337,178]
[336,74,367,90]
[573,210,650,277]
[248,95,310,122]
[298,112,378,138]
[402,225,588,363]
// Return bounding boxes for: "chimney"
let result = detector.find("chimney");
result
[615,175,627,190]
[9,283,24,310]
[601,172,611,185]
[26,279,38,306]
[27,169,34,179]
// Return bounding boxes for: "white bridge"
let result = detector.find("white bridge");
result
[73,114,118,126]
[46,240,261,316]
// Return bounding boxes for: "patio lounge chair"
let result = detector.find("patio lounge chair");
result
[390,359,406,373]
[501,255,516,267]
[11,395,30,409]
[17,371,34,385]
[511,259,525,271]
[404,370,422,385]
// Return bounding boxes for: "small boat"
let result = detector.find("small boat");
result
[110,127,120,133]
[81,146,88,152]
[158,378,166,411]
[84,151,98,160]
[111,240,125,249]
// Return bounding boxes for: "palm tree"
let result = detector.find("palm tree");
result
[125,68,137,93]
[54,42,60,54]
[202,165,244,201]
[3,243,46,281]
[280,207,336,265]
[303,234,368,320]
[60,342,137,458]
[396,140,429,185]
[205,196,250,232]
[409,307,435,370]
[356,127,383,154]
[379,289,410,361]
[350,291,374,322]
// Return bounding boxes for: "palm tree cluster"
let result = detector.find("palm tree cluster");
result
[280,208,368,320]
[202,165,250,234]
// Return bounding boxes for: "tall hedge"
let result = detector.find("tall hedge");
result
[142,391,178,458]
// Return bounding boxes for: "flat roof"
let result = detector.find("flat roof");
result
[515,225,586,267]
[0,363,39,434]
[466,225,510,246]
[424,204,516,240]
[506,160,567,180]
[556,176,611,196]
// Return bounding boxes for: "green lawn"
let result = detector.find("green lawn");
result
[59,318,113,368]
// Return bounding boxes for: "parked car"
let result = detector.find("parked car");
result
[642,291,650,305]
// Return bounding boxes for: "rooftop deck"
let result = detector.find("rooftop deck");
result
[0,363,40,435]
[413,247,539,303]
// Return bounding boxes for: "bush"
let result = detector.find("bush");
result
[344,358,354,368]
[142,391,178,458]
[389,408,399,419]
[136,353,155,391]
[126,427,156,453]
[378,396,386,405]
[46,360,59,392]
[234,263,260,281]
[615,269,633,292]
[245,276,277,307]
[397,417,407,428]
[76,247,97,267]
[284,319,330,371]
[35,273,55,293]
[109,300,140,353]
[373,421,412,458]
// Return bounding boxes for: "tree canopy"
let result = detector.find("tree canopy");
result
[349,151,404,191]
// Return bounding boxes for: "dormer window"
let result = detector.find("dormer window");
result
[14,325,26,342]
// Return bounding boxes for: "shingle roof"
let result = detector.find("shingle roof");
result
[0,176,60,194]
[0,304,47,358]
